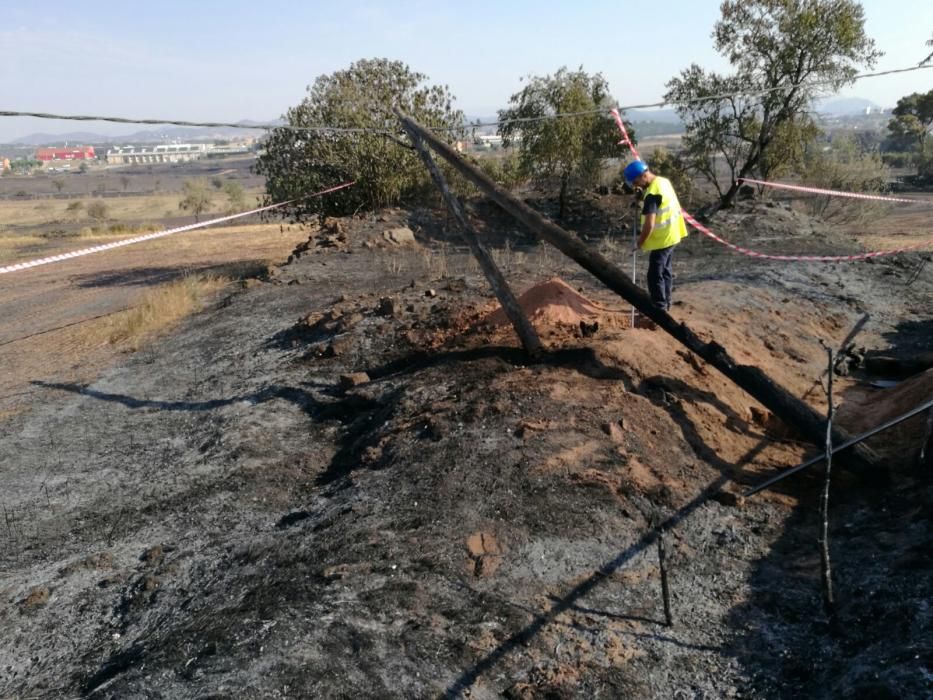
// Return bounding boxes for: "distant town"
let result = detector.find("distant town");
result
[0,137,259,176]
[0,97,899,177]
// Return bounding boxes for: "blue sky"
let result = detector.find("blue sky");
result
[0,1,930,141]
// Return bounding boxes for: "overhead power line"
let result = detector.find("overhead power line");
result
[0,110,394,137]
[455,63,933,131]
[1,63,929,135]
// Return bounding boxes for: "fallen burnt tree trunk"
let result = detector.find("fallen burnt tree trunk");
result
[399,113,883,474]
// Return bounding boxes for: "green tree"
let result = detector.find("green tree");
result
[178,179,213,222]
[256,58,464,220]
[12,158,42,175]
[666,0,881,207]
[222,180,246,212]
[498,67,624,220]
[801,133,889,223]
[477,152,526,191]
[887,90,933,168]
[758,115,821,182]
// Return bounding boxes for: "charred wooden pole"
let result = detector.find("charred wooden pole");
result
[396,111,543,358]
[657,528,674,626]
[819,347,836,621]
[398,113,881,473]
[744,395,933,497]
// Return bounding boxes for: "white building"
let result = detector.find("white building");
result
[106,143,210,165]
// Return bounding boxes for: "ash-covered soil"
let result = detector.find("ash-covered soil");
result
[1,197,931,699]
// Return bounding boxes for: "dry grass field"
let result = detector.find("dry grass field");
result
[0,191,259,228]
[0,219,312,419]
[94,273,232,350]
[0,188,267,264]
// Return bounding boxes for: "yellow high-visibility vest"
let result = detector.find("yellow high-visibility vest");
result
[640,176,689,251]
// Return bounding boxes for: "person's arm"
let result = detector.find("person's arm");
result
[637,193,662,249]
[638,214,655,249]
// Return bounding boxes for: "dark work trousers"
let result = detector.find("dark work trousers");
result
[647,245,676,311]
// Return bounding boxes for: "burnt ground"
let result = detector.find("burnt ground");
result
[0,194,931,699]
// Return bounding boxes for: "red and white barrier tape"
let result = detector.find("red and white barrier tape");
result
[681,211,929,261]
[610,108,641,160]
[608,111,931,261]
[0,181,355,276]
[738,177,928,204]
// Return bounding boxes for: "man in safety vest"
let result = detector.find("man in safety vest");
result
[623,160,688,311]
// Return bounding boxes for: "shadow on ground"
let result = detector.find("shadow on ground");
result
[724,314,933,697]
[69,260,270,288]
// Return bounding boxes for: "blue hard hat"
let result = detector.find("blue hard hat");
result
[623,160,648,186]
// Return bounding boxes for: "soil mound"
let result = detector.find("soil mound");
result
[484,277,623,328]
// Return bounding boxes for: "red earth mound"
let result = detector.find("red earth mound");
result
[484,277,628,329]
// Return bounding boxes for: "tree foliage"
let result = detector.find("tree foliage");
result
[10,158,41,174]
[498,67,625,219]
[666,0,881,207]
[476,152,526,191]
[801,133,889,223]
[178,179,212,222]
[256,58,464,220]
[222,180,246,213]
[887,90,933,167]
[758,115,820,181]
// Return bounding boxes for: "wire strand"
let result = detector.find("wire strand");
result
[1,64,928,135]
[0,111,396,136]
[455,63,933,130]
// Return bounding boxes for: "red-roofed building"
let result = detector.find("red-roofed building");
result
[35,146,96,162]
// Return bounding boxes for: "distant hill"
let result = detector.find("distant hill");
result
[10,131,109,145]
[8,119,283,146]
[625,107,681,124]
[463,108,683,137]
[7,107,687,145]
[816,97,884,116]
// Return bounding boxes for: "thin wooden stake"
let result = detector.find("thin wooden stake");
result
[396,111,543,357]
[919,407,933,467]
[657,528,674,627]
[630,202,639,329]
[820,347,836,621]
